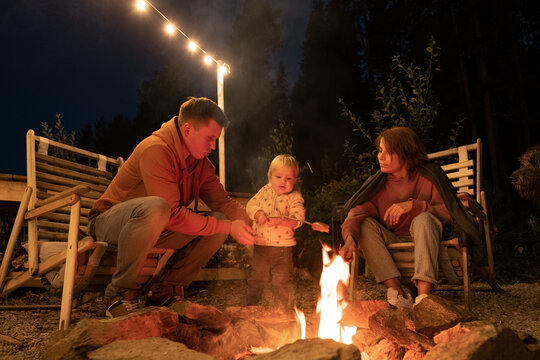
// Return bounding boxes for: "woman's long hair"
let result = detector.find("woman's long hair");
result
[375,127,428,177]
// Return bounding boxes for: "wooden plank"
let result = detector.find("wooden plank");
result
[37,185,104,201]
[36,152,113,178]
[34,135,122,167]
[445,168,474,180]
[440,160,474,172]
[451,178,474,188]
[194,267,248,281]
[0,178,27,202]
[36,161,111,186]
[36,172,108,193]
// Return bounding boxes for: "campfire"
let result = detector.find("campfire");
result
[42,243,534,360]
[316,244,357,344]
[241,244,367,359]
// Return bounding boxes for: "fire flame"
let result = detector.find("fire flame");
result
[294,306,306,339]
[316,244,357,344]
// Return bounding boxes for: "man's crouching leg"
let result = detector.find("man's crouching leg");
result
[148,212,228,305]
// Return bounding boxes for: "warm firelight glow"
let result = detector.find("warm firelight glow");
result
[317,244,357,344]
[294,307,306,340]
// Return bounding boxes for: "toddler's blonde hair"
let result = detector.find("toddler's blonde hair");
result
[267,154,299,180]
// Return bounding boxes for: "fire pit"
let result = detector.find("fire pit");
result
[40,246,539,360]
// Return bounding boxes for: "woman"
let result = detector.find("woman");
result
[340,127,482,307]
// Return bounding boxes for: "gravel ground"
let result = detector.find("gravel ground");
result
[1,276,539,359]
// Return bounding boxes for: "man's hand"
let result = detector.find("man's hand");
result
[383,200,413,226]
[254,210,268,225]
[339,235,356,262]
[230,219,256,245]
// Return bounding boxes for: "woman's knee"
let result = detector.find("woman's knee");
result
[410,212,442,233]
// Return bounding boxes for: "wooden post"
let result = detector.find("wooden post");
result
[0,187,33,291]
[462,247,471,311]
[217,62,226,190]
[481,191,495,276]
[59,196,81,330]
[26,130,39,275]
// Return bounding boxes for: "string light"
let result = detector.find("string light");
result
[165,23,175,34]
[136,0,147,11]
[134,0,229,75]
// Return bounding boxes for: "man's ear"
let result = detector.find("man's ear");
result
[180,122,192,137]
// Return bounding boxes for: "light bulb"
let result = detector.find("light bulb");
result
[165,23,175,34]
[136,0,147,11]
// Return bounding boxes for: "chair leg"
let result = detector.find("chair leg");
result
[0,187,33,291]
[462,247,471,311]
[481,191,495,277]
[348,252,358,300]
[59,199,81,330]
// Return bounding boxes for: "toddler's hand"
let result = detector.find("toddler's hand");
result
[265,217,283,227]
[254,210,268,225]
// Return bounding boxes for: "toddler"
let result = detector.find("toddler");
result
[245,154,305,307]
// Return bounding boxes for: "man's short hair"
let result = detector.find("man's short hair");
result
[178,97,230,129]
[375,127,428,175]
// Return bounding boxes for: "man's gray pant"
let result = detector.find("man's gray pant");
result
[356,212,443,284]
[89,196,228,297]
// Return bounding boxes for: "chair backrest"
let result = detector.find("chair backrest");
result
[26,130,124,241]
[427,139,482,203]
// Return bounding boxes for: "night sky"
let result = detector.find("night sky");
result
[0,0,310,175]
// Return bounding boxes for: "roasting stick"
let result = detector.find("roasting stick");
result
[281,216,330,233]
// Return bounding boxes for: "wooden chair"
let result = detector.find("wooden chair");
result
[0,130,175,329]
[346,139,498,309]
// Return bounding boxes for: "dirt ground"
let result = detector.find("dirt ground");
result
[0,275,539,359]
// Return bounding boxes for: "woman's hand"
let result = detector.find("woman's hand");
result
[339,235,356,262]
[383,200,413,226]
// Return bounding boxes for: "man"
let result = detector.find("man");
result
[88,97,255,317]
[340,127,482,307]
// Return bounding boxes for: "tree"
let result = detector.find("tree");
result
[290,0,364,187]
[223,0,283,192]
[131,60,193,149]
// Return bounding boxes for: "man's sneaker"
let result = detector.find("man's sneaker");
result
[105,291,144,318]
[146,285,184,307]
[387,287,413,308]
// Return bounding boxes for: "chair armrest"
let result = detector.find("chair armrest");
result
[457,192,486,221]
[36,184,91,207]
[24,185,91,220]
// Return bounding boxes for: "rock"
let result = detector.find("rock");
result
[87,337,214,360]
[41,307,179,360]
[425,321,540,360]
[432,322,471,344]
[171,301,231,331]
[403,349,426,360]
[351,328,383,353]
[343,300,390,329]
[409,295,473,337]
[249,338,361,360]
[365,338,405,360]
[225,306,301,345]
[368,307,435,352]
